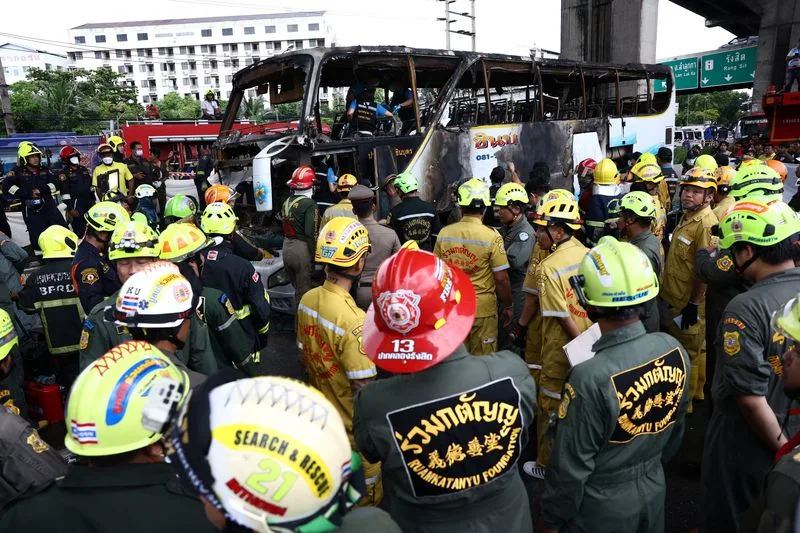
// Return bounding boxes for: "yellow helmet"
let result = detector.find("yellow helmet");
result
[694,154,718,171]
[740,159,765,169]
[159,223,214,263]
[594,158,619,185]
[17,141,42,162]
[108,220,160,261]
[200,202,237,235]
[629,162,664,184]
[38,226,79,259]
[315,218,370,267]
[0,309,18,362]
[637,152,657,165]
[533,196,582,230]
[714,166,736,194]
[85,201,131,233]
[457,178,491,208]
[337,173,358,192]
[64,340,189,457]
[107,135,126,152]
[681,168,717,191]
[494,182,528,207]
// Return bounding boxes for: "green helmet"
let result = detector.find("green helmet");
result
[605,198,622,223]
[457,178,491,208]
[85,201,131,233]
[637,152,657,165]
[694,154,718,171]
[729,165,784,200]
[772,295,800,344]
[0,309,19,363]
[394,172,419,194]
[718,198,799,249]
[164,194,198,221]
[18,141,42,162]
[200,202,237,235]
[619,191,657,219]
[493,182,528,207]
[571,236,659,308]
[108,220,160,261]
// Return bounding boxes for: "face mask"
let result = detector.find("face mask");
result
[69,156,80,165]
[102,157,113,165]
[135,149,144,157]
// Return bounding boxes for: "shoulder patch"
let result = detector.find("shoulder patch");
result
[723,331,741,356]
[219,293,235,316]
[716,255,733,272]
[27,431,49,453]
[79,330,90,350]
[519,232,529,242]
[82,319,95,331]
[207,250,218,261]
[252,271,260,283]
[723,317,745,330]
[81,268,99,285]
[352,324,366,355]
[558,383,576,419]
[59,173,67,182]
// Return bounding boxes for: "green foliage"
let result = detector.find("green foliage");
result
[676,90,750,127]
[673,146,687,165]
[8,67,142,134]
[157,92,201,119]
[269,101,302,121]
[240,95,266,121]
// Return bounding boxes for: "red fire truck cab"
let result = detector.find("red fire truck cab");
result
[763,87,800,144]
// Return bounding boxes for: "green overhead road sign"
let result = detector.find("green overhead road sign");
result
[655,57,698,93]
[700,46,757,88]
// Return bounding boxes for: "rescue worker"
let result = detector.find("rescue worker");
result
[434,178,513,355]
[0,307,66,509]
[766,158,788,184]
[204,183,239,206]
[575,158,595,210]
[0,341,214,531]
[348,184,401,310]
[71,201,130,313]
[525,169,553,225]
[353,244,537,533]
[494,182,534,327]
[281,165,319,300]
[201,203,271,350]
[658,147,680,206]
[92,143,133,198]
[103,188,135,214]
[153,374,401,532]
[388,172,440,252]
[583,158,622,246]
[18,226,83,387]
[296,217,382,504]
[526,192,592,478]
[320,173,359,228]
[107,134,126,163]
[5,142,67,252]
[616,191,663,333]
[163,193,198,225]
[58,145,94,237]
[159,223,261,374]
[542,237,691,533]
[125,140,154,190]
[659,167,718,410]
[79,223,217,380]
[702,198,800,533]
[346,85,393,135]
[712,165,736,219]
[629,161,668,244]
[638,152,672,212]
[132,183,160,232]
[201,187,263,261]
[194,146,213,203]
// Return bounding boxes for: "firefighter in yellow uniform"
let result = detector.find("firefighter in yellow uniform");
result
[434,178,513,355]
[712,166,736,220]
[660,168,718,410]
[629,161,668,244]
[295,217,382,505]
[319,173,358,228]
[526,193,592,478]
[637,152,671,212]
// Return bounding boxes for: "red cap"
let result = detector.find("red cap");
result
[364,247,476,373]
[287,165,315,189]
[60,146,80,160]
[577,158,597,178]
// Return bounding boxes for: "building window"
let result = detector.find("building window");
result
[181,62,189,70]
[140,64,148,73]
[187,46,195,54]
[230,44,238,52]
[183,77,190,86]
[179,46,187,54]
[202,60,211,69]
[189,61,197,70]
[309,23,320,31]
[95,35,106,43]
[231,59,239,68]
[137,33,148,41]
[140,80,149,88]
[294,40,304,49]
[143,95,151,103]
[264,42,273,50]
[225,74,232,82]
[95,51,103,59]
[74,36,85,44]
[116,50,124,58]
[118,66,127,74]
[265,25,276,34]
[70,52,84,60]
[204,77,211,84]
[208,45,216,53]
[287,24,298,33]
[104,51,111,59]
[117,34,128,42]
[222,28,233,36]
[251,42,259,51]
[252,57,260,64]
[244,26,255,35]
[223,44,229,52]
[223,59,231,67]
[201,45,208,53]
[201,29,212,37]
[210,60,218,69]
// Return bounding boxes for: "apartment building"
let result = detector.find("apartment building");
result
[66,12,332,105]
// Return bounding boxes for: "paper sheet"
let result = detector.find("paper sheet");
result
[563,323,602,367]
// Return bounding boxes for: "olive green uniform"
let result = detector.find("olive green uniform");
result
[281,194,319,301]
[353,346,536,533]
[197,286,260,375]
[702,269,800,533]
[628,230,663,333]
[543,322,691,533]
[498,215,534,324]
[756,444,800,533]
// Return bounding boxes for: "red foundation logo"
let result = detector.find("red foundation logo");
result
[377,290,421,334]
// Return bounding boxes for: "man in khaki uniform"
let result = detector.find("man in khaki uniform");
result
[434,178,512,355]
[712,166,736,220]
[348,185,401,310]
[320,173,358,228]
[660,168,718,409]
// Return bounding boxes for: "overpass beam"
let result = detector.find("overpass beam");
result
[752,0,800,112]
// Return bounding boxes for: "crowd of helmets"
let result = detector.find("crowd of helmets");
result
[2,129,800,533]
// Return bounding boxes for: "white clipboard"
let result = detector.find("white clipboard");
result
[563,323,602,367]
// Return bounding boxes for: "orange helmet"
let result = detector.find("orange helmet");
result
[765,159,788,183]
[364,247,476,374]
[204,184,238,205]
[286,165,315,190]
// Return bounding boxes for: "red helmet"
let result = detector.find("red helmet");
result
[364,246,476,373]
[577,158,597,178]
[60,146,80,160]
[287,165,315,190]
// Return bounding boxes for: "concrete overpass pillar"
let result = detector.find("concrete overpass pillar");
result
[561,0,659,64]
[752,0,800,112]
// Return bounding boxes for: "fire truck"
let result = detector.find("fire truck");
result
[762,87,800,144]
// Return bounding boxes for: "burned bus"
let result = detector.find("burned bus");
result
[216,46,675,219]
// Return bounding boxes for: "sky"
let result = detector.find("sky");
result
[0,0,736,61]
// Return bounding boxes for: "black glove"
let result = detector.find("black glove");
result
[508,322,527,349]
[680,302,699,330]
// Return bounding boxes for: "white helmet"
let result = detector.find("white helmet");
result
[135,183,157,199]
[113,261,194,328]
[164,376,355,532]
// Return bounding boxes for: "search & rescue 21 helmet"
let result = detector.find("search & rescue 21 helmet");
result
[364,246,476,373]
[772,295,800,345]
[64,340,188,456]
[108,220,160,261]
[315,218,370,268]
[85,201,131,233]
[200,202,237,235]
[38,226,78,259]
[456,178,491,209]
[18,142,42,163]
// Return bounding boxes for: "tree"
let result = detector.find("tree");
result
[676,90,750,128]
[240,95,266,121]
[156,92,201,119]
[268,101,302,122]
